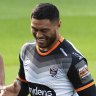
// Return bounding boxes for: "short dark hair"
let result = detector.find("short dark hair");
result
[31,3,60,22]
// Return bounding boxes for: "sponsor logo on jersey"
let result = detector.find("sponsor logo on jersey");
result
[29,87,52,96]
[72,52,83,60]
[24,59,31,66]
[79,65,90,78]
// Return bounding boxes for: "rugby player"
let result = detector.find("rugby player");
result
[1,3,96,96]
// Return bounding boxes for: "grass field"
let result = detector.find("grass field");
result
[0,0,96,84]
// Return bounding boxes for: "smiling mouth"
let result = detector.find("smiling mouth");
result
[37,39,46,43]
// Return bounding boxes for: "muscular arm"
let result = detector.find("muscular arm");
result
[0,55,5,85]
[0,54,29,96]
[17,55,29,96]
[67,53,96,96]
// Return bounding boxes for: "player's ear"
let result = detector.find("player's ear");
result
[55,20,61,30]
[58,20,61,28]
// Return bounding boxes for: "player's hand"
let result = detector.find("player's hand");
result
[0,80,21,96]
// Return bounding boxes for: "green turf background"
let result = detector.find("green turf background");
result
[0,0,96,84]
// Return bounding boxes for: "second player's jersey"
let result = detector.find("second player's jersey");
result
[18,37,94,96]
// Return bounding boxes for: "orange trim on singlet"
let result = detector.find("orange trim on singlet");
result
[36,36,64,56]
[17,76,27,83]
[75,81,95,92]
[59,36,64,42]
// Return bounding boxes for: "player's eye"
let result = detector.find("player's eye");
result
[40,29,49,33]
[31,27,38,33]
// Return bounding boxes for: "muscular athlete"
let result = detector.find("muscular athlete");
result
[1,3,96,96]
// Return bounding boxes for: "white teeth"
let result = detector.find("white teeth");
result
[38,39,45,41]
[37,39,45,43]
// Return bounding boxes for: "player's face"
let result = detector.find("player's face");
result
[31,18,60,48]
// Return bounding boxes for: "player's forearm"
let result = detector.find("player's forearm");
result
[0,55,5,85]
[0,72,5,85]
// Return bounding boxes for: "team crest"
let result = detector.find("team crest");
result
[50,66,58,77]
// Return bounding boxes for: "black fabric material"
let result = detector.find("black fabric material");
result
[78,84,96,96]
[17,80,29,96]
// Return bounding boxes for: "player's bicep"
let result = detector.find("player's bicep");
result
[67,59,96,96]
[18,55,26,81]
[75,60,93,85]
[17,55,29,96]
